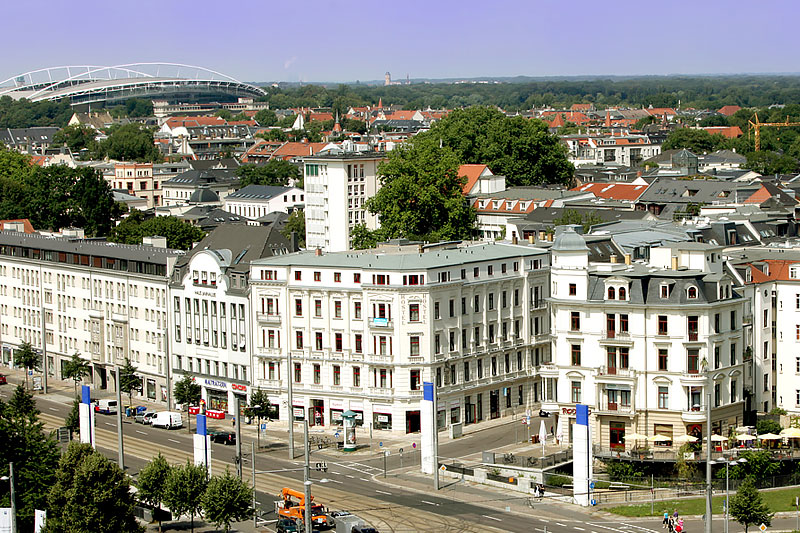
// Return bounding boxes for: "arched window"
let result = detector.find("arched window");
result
[618,287,627,300]
[607,287,616,300]
[688,286,698,299]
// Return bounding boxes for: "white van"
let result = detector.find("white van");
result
[151,411,183,429]
[95,399,118,415]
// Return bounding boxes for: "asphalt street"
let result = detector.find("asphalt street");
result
[3,384,794,532]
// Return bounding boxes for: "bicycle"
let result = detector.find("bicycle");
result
[503,453,516,464]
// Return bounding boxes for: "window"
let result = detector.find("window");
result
[502,263,507,274]
[353,367,361,387]
[714,346,721,369]
[314,272,321,282]
[687,286,698,299]
[409,303,420,322]
[714,383,721,407]
[607,286,615,299]
[688,316,698,341]
[334,300,342,318]
[410,336,420,356]
[334,272,341,282]
[463,361,470,382]
[571,381,582,403]
[660,284,669,298]
[295,331,303,349]
[434,302,440,319]
[570,312,580,331]
[658,386,669,409]
[333,365,341,385]
[491,356,497,376]
[619,347,629,368]
[714,313,720,333]
[461,298,466,315]
[619,287,626,300]
[354,301,361,319]
[315,332,323,351]
[657,315,668,335]
[571,344,581,366]
[473,267,479,278]
[313,364,321,384]
[335,333,343,352]
[474,295,480,313]
[294,363,302,383]
[658,348,668,371]
[477,359,484,379]
[434,334,441,354]
[295,299,303,316]
[488,265,493,276]
[314,299,322,317]
[488,293,494,310]
[449,299,455,317]
[570,283,577,296]
[619,314,629,333]
[687,348,699,374]
[730,379,737,403]
[410,369,421,390]
[355,334,362,353]
[294,271,302,281]
[354,273,361,283]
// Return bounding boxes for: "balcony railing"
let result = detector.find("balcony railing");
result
[597,366,634,377]
[368,353,393,364]
[688,331,699,341]
[256,312,281,323]
[368,387,394,397]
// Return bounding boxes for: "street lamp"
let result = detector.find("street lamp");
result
[711,456,747,533]
[252,404,262,450]
[1,462,16,533]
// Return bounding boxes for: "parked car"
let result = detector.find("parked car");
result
[276,518,298,533]
[95,399,118,415]
[208,428,236,445]
[0,374,7,385]
[152,411,183,429]
[135,412,157,424]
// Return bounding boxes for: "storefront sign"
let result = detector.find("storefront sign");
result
[330,400,344,409]
[562,407,592,416]
[231,383,247,392]
[196,290,216,297]
[293,407,305,418]
[331,410,343,422]
[377,414,389,423]
[205,379,227,389]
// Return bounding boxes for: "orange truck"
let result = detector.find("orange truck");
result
[276,487,331,529]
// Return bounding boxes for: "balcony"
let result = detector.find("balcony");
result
[256,312,281,323]
[596,402,633,415]
[256,346,282,357]
[601,330,632,344]
[537,363,559,376]
[682,408,707,423]
[596,366,634,378]
[368,387,394,397]
[368,353,393,364]
[368,317,394,328]
[349,351,365,362]
[256,379,283,390]
[309,350,324,360]
[329,351,344,361]
[680,371,707,383]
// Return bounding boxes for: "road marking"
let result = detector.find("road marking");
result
[104,422,114,426]
[556,523,567,527]
[421,500,438,506]
[345,475,355,479]
[375,490,392,495]
[482,515,502,522]
[48,407,58,411]
[621,525,660,533]
[168,438,180,444]
[360,478,370,482]
[574,528,585,531]
[327,479,343,484]
[331,471,340,475]
[136,430,147,435]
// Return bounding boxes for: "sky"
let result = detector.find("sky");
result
[2,0,798,84]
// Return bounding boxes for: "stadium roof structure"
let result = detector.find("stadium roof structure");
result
[0,63,265,105]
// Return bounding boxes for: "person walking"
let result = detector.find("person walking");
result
[663,511,669,528]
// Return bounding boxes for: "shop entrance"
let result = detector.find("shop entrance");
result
[406,411,420,433]
[309,399,324,426]
[610,422,625,450]
[489,389,500,419]
[208,389,229,412]
[96,366,107,390]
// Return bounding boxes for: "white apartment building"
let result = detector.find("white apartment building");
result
[249,240,551,433]
[562,134,661,167]
[223,185,305,220]
[168,225,291,414]
[0,231,179,399]
[548,227,746,449]
[303,152,387,252]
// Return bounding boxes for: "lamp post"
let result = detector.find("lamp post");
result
[711,456,747,533]
[1,462,16,533]
[252,404,262,450]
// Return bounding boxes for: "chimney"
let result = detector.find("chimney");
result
[671,256,678,270]
[290,231,299,253]
[538,230,546,241]
[548,232,554,242]
[610,254,618,264]
[624,253,631,265]
[315,248,322,257]
[511,235,518,245]
[528,235,535,244]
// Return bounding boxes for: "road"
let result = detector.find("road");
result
[4,384,782,533]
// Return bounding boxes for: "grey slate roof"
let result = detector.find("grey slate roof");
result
[552,225,588,252]
[226,185,291,201]
[163,169,239,188]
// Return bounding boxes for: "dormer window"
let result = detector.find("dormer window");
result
[790,265,800,279]
[687,286,698,299]
[660,284,670,298]
[619,287,627,300]
[607,287,616,300]
[210,273,216,286]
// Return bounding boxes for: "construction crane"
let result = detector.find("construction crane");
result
[748,112,800,151]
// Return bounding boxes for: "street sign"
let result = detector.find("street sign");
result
[526,409,532,417]
[399,448,404,454]
[591,499,597,506]
[759,524,767,532]
[590,481,595,490]
[412,442,416,449]
[57,427,71,443]
[260,423,266,431]
[379,441,383,447]
[28,370,33,375]
[439,465,446,471]
[334,432,340,439]
[314,462,328,472]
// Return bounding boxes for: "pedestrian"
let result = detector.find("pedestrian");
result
[673,509,679,521]
[678,518,684,533]
[232,416,236,428]
[663,511,669,528]
[668,518,674,533]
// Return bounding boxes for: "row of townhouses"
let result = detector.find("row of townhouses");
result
[0,225,790,448]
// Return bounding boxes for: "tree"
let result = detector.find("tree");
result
[699,114,730,127]
[125,98,154,117]
[236,160,301,187]
[137,454,172,532]
[53,124,99,155]
[202,469,253,533]
[254,109,277,127]
[662,128,723,154]
[634,115,658,129]
[724,449,781,482]
[675,444,700,480]
[756,419,782,435]
[553,209,605,233]
[281,210,306,249]
[117,358,140,408]
[65,399,80,436]
[729,477,773,533]
[45,442,142,533]
[215,109,233,121]
[14,342,40,390]
[62,352,91,398]
[163,461,208,533]
[107,211,206,250]
[0,385,60,531]
[349,224,389,250]
[100,123,161,162]
[68,166,124,236]
[173,375,201,432]
[365,142,476,242]
[745,150,797,175]
[246,389,273,422]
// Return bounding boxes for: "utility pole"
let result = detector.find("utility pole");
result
[303,419,311,533]
[706,391,713,533]
[235,397,243,479]
[116,366,125,470]
[164,328,171,410]
[39,272,47,394]
[287,348,294,459]
[8,462,16,533]
[433,379,440,491]
[251,441,257,528]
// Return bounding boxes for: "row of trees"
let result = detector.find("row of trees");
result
[53,123,162,162]
[107,210,206,250]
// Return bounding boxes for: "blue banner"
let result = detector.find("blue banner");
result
[423,381,433,402]
[576,404,588,426]
[196,414,207,436]
[81,385,91,405]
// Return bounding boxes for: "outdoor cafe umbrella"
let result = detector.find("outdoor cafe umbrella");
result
[735,434,756,442]
[648,434,671,442]
[735,426,751,433]
[673,434,698,444]
[758,433,782,440]
[539,420,547,456]
[624,432,649,441]
[704,434,728,442]
[780,427,800,438]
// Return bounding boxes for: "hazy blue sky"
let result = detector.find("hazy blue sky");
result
[3,0,797,83]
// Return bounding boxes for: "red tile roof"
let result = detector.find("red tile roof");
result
[749,259,800,283]
[459,164,489,195]
[700,126,743,139]
[165,116,227,129]
[271,141,329,160]
[570,103,593,111]
[571,182,650,201]
[0,219,35,233]
[717,105,742,116]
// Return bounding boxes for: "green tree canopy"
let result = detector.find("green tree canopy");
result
[137,454,172,532]
[281,210,306,249]
[100,123,162,162]
[45,442,142,533]
[53,124,100,155]
[553,210,606,233]
[745,150,797,175]
[65,399,80,436]
[256,128,287,142]
[755,419,782,435]
[0,96,73,128]
[163,461,208,533]
[729,477,773,533]
[364,142,477,244]
[173,375,201,432]
[349,224,390,250]
[236,160,301,187]
[255,109,277,127]
[14,342,40,389]
[0,385,60,532]
[118,358,141,407]
[699,114,730,127]
[246,389,273,420]
[107,211,206,250]
[202,470,253,533]
[62,352,91,398]
[662,128,726,154]
[416,106,574,186]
